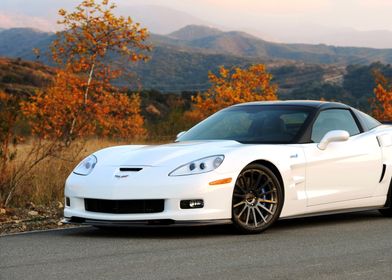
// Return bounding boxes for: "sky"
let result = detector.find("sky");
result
[1,0,392,48]
[118,0,392,31]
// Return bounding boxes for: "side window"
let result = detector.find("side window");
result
[354,109,381,130]
[311,109,360,143]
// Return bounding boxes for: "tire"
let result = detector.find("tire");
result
[232,163,284,234]
[379,183,392,217]
[379,208,392,217]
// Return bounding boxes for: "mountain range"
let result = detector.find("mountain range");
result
[2,25,392,64]
[2,2,392,49]
[163,26,392,64]
[0,25,391,97]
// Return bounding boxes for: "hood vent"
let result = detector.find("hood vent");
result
[119,167,143,172]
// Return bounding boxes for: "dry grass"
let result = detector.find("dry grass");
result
[2,138,171,207]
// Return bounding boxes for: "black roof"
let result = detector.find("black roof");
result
[235,100,349,109]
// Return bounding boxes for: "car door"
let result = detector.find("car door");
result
[303,108,382,206]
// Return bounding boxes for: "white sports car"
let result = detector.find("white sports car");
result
[63,101,392,233]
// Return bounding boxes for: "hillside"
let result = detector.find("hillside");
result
[1,26,392,111]
[0,28,54,60]
[162,25,392,64]
[168,25,223,41]
[0,57,190,132]
[1,25,392,65]
[2,56,392,114]
[0,57,55,97]
[1,26,391,94]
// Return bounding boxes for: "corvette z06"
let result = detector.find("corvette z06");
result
[63,101,392,233]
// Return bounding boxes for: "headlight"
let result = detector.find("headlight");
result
[73,155,97,176]
[169,155,224,176]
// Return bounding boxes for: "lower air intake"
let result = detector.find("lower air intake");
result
[84,199,164,214]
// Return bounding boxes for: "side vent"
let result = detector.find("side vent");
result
[376,136,381,147]
[119,167,143,172]
[379,164,386,183]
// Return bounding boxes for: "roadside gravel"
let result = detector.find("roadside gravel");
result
[0,202,75,236]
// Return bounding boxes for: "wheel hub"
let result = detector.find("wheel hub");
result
[245,193,257,206]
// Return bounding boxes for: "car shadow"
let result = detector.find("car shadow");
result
[63,223,235,239]
[273,210,384,230]
[60,210,386,239]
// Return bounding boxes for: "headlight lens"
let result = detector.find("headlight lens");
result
[169,155,224,176]
[73,155,97,176]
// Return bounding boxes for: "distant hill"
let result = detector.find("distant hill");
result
[3,1,392,48]
[0,28,54,60]
[0,57,55,98]
[2,25,392,64]
[168,25,223,41]
[251,24,392,49]
[1,25,392,97]
[125,6,210,35]
[159,25,392,64]
[2,56,392,114]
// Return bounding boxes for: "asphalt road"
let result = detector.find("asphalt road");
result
[1,211,392,280]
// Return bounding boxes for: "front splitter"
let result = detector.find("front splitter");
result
[62,217,232,227]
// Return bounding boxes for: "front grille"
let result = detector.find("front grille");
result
[84,199,164,214]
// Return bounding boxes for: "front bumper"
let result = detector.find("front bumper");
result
[64,165,237,224]
[62,217,232,227]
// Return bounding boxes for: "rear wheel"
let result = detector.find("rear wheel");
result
[379,184,392,217]
[232,164,283,234]
[379,208,392,217]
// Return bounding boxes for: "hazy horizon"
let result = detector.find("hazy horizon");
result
[1,0,392,48]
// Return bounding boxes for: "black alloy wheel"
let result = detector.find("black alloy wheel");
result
[232,164,283,234]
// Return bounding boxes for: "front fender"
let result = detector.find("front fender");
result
[217,144,307,218]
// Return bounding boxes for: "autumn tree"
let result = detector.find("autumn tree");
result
[0,91,53,207]
[0,92,18,162]
[372,70,392,121]
[0,91,18,203]
[21,70,146,143]
[186,64,278,122]
[2,0,150,206]
[23,0,150,144]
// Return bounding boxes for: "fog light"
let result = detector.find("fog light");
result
[180,199,204,209]
[65,197,70,207]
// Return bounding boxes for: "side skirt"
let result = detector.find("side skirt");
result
[279,206,383,220]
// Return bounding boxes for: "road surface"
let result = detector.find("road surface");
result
[1,210,391,280]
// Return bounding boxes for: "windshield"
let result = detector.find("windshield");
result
[178,105,313,144]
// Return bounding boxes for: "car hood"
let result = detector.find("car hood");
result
[94,140,242,167]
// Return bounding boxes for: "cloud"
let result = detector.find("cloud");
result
[0,12,57,31]
[188,0,331,15]
[358,0,392,7]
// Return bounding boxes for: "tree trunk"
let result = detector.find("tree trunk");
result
[84,63,95,105]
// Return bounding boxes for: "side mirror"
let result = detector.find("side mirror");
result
[176,131,187,141]
[317,130,349,150]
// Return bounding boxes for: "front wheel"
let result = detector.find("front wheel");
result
[232,164,283,234]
